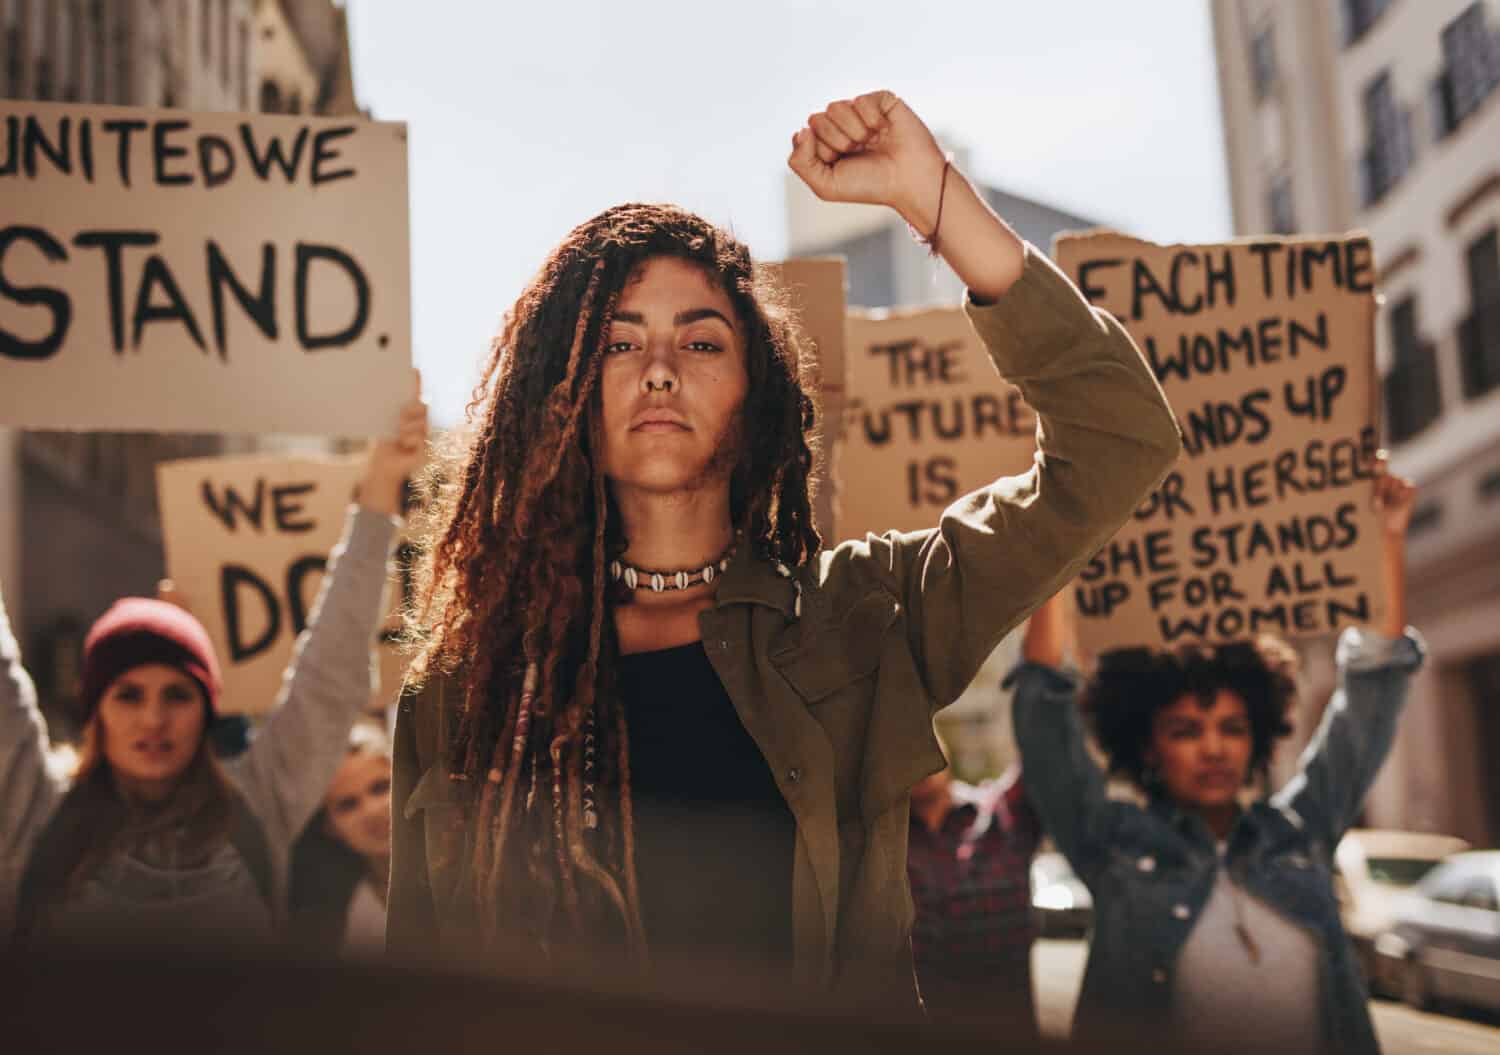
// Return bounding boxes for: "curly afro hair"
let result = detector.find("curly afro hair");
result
[1081,636,1300,792]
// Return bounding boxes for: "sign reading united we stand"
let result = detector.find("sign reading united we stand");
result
[0,99,412,435]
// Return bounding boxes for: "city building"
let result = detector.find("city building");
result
[253,0,359,117]
[1213,0,1500,844]
[0,0,361,731]
[784,152,1101,779]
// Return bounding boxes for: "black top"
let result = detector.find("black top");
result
[616,641,795,970]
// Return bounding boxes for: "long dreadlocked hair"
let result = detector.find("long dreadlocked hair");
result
[405,203,821,959]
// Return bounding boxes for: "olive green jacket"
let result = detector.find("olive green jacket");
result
[387,243,1182,1009]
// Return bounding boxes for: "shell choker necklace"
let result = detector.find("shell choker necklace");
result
[609,537,738,594]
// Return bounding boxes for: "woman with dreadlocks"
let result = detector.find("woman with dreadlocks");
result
[387,90,1181,1011]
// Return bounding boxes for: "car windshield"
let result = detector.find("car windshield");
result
[1367,857,1442,886]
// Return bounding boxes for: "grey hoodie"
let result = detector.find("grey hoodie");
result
[0,507,396,945]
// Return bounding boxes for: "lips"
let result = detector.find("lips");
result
[133,740,176,758]
[630,410,689,431]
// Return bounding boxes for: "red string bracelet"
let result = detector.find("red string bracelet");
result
[913,156,953,258]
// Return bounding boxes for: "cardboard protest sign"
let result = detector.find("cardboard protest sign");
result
[838,307,1037,541]
[156,453,407,715]
[1053,232,1385,652]
[765,258,846,540]
[0,100,411,435]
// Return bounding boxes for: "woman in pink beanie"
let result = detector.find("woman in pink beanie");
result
[0,381,426,949]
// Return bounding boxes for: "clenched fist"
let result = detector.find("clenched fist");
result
[787,90,948,228]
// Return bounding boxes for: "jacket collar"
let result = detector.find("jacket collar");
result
[1146,792,1269,851]
[709,543,800,618]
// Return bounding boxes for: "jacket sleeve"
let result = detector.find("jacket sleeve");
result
[1008,660,1115,882]
[228,507,397,856]
[824,243,1181,711]
[0,588,67,936]
[1271,627,1425,848]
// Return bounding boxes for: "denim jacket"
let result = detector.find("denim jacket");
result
[1010,627,1425,1054]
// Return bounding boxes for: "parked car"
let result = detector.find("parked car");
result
[1333,828,1471,988]
[1031,851,1092,938]
[1371,851,1500,1014]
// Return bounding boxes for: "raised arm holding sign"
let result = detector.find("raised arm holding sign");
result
[1011,457,1420,1054]
[155,373,426,715]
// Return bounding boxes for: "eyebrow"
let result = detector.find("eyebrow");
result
[612,308,736,330]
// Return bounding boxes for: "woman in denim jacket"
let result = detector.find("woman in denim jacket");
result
[1012,463,1420,1054]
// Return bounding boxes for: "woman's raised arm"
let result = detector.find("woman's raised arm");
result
[0,585,66,936]
[231,375,427,851]
[1010,592,1114,881]
[791,92,1182,708]
[1273,462,1424,845]
[788,90,1024,302]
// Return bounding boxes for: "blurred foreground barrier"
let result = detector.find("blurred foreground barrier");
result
[2,940,1303,1055]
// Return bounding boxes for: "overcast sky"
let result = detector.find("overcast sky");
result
[345,0,1232,426]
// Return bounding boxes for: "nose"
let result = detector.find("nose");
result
[1202,729,1227,761]
[640,343,677,395]
[141,697,171,730]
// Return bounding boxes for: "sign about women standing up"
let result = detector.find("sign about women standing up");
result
[838,307,1038,541]
[0,100,412,435]
[1053,232,1385,653]
[156,453,413,715]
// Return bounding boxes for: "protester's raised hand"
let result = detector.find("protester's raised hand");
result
[1022,591,1068,669]
[358,369,428,519]
[787,91,947,222]
[156,579,190,612]
[1372,452,1415,638]
[1372,454,1416,537]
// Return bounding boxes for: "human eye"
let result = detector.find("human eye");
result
[112,685,143,705]
[165,684,198,706]
[332,796,358,815]
[371,777,392,797]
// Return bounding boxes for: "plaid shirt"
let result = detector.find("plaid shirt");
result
[907,769,1041,1021]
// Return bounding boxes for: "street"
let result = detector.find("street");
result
[1032,940,1500,1054]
